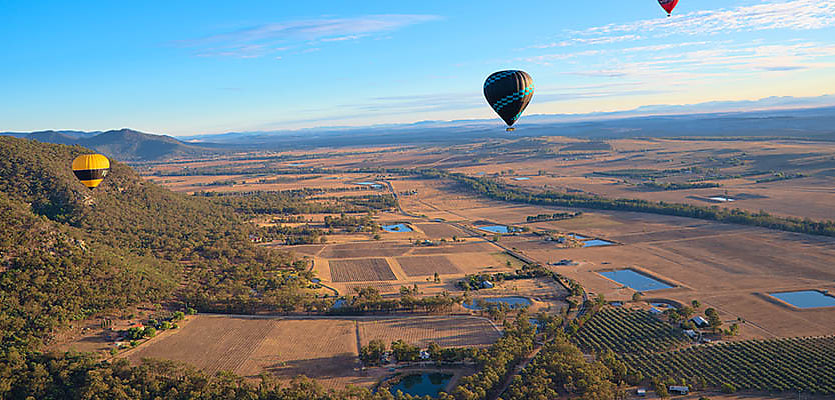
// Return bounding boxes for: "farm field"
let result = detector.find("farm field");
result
[136,135,835,395]
[396,255,461,277]
[123,315,502,389]
[329,258,397,282]
[146,144,835,339]
[358,316,500,348]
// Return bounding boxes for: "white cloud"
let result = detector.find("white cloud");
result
[178,14,440,58]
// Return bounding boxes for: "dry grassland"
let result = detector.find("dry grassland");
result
[396,255,461,276]
[416,223,465,238]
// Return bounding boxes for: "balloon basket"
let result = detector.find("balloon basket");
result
[506,127,515,132]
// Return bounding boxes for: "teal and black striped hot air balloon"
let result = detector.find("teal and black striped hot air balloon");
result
[484,70,534,132]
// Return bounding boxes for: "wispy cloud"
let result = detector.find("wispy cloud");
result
[579,0,835,39]
[178,14,440,58]
[527,0,835,52]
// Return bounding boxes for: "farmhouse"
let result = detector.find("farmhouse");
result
[684,329,698,339]
[691,316,709,328]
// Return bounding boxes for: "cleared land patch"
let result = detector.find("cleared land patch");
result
[397,255,460,276]
[416,223,464,238]
[125,316,277,375]
[320,242,411,258]
[236,319,360,389]
[359,316,500,348]
[329,258,397,282]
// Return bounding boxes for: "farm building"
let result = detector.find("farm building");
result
[636,388,646,396]
[420,350,431,360]
[691,316,709,327]
[649,307,663,315]
[481,281,494,289]
[684,329,698,339]
[669,386,689,395]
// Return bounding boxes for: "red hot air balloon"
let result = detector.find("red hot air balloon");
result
[658,0,679,16]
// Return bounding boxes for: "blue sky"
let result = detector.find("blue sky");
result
[1,0,834,136]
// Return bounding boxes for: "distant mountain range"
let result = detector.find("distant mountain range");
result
[0,129,219,161]
[4,96,834,161]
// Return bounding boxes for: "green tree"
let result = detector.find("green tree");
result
[705,308,722,333]
[359,340,386,366]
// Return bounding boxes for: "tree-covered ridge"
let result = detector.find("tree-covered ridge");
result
[0,137,309,348]
[0,192,175,352]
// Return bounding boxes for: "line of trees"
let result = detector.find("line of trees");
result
[401,168,835,237]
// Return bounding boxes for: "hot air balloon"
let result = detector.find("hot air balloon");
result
[72,154,110,189]
[484,70,534,132]
[658,0,679,16]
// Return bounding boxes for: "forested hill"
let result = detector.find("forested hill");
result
[0,136,301,352]
[17,128,217,161]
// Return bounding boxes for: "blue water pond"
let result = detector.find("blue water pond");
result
[583,239,614,247]
[388,373,452,398]
[464,296,532,310]
[477,225,517,234]
[383,223,412,233]
[599,269,673,292]
[770,290,835,309]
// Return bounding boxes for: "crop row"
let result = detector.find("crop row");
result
[623,336,835,394]
[572,307,687,354]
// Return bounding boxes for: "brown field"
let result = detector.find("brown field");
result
[416,223,464,238]
[144,136,835,341]
[358,316,500,348]
[396,255,460,276]
[126,315,280,376]
[123,315,501,389]
[329,258,397,282]
[319,242,412,258]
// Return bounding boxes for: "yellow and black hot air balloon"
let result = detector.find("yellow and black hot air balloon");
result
[72,154,110,189]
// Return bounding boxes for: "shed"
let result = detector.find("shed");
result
[636,388,646,396]
[419,350,431,360]
[481,281,494,289]
[649,307,663,315]
[684,329,698,339]
[669,386,689,395]
[691,316,709,327]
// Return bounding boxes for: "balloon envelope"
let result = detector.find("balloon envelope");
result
[658,0,679,15]
[483,70,534,127]
[72,154,110,189]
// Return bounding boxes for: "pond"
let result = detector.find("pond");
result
[569,233,589,240]
[770,290,835,309]
[709,196,735,202]
[332,299,347,309]
[477,225,517,234]
[355,181,384,189]
[388,373,452,398]
[599,269,673,292]
[383,223,413,233]
[512,177,530,181]
[286,162,306,167]
[464,296,532,310]
[583,239,614,247]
